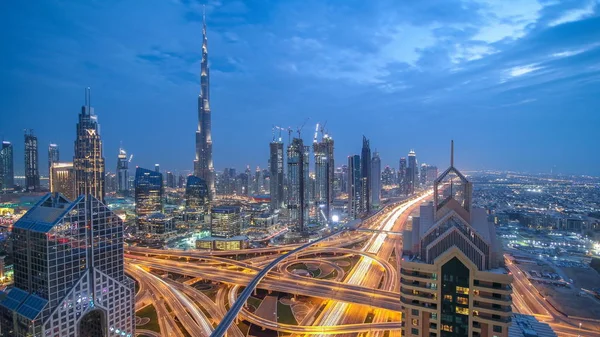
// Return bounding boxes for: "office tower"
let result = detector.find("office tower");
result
[48,143,59,174]
[382,166,394,186]
[287,138,309,232]
[24,129,40,191]
[427,165,439,183]
[154,164,159,173]
[420,163,428,186]
[50,162,76,200]
[360,136,371,214]
[166,171,175,188]
[185,175,208,226]
[401,142,512,337]
[399,157,407,193]
[211,206,242,238]
[106,172,118,193]
[314,133,334,222]
[134,167,164,219]
[339,165,348,193]
[254,166,262,195]
[406,150,417,194]
[347,155,361,219]
[0,141,14,190]
[0,193,135,337]
[178,174,185,188]
[194,12,215,200]
[117,148,129,195]
[239,171,249,196]
[371,151,381,209]
[270,138,284,211]
[74,88,105,202]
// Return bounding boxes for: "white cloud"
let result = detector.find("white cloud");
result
[509,63,543,77]
[548,1,597,27]
[473,0,543,43]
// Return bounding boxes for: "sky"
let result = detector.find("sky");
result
[1,0,600,176]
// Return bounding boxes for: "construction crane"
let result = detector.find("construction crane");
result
[313,123,320,143]
[320,121,328,137]
[128,154,133,163]
[272,125,286,142]
[296,117,310,139]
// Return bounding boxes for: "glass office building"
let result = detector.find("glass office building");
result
[0,193,134,337]
[134,167,164,219]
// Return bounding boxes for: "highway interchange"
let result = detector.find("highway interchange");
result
[127,191,600,337]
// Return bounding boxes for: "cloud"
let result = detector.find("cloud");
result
[548,1,597,27]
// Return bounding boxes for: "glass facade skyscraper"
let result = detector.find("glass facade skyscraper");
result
[407,150,417,195]
[0,141,14,190]
[116,148,129,195]
[287,138,309,232]
[74,88,105,202]
[370,151,381,209]
[269,139,284,211]
[0,193,134,337]
[210,206,241,238]
[347,154,361,219]
[134,167,164,219]
[313,134,334,222]
[48,143,59,175]
[360,136,371,214]
[50,162,76,200]
[24,129,40,192]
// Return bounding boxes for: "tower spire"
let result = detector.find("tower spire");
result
[450,140,454,167]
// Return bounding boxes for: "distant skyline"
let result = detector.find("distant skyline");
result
[1,0,600,176]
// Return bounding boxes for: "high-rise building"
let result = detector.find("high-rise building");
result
[154,164,159,173]
[420,163,428,186]
[74,88,105,202]
[185,175,208,225]
[382,165,395,186]
[0,193,134,337]
[50,162,76,200]
[360,136,371,214]
[399,157,407,193]
[134,167,164,219]
[117,147,129,195]
[178,174,185,189]
[401,142,512,337]
[105,172,117,193]
[48,143,59,175]
[254,166,262,195]
[24,129,40,191]
[269,138,284,211]
[0,141,14,190]
[406,150,417,194]
[287,138,309,232]
[211,206,241,238]
[427,165,439,183]
[313,133,334,222]
[371,151,381,209]
[194,12,215,199]
[166,171,175,188]
[347,155,361,219]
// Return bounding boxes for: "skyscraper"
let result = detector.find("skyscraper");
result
[0,141,14,190]
[74,88,105,202]
[371,151,381,209]
[313,133,334,222]
[401,142,512,337]
[360,136,371,214]
[166,171,175,188]
[399,157,407,193]
[50,162,76,200]
[269,138,284,211]
[24,129,40,191]
[194,11,215,199]
[420,163,428,186]
[117,147,129,195]
[134,167,164,219]
[48,143,59,175]
[347,155,361,219]
[185,175,208,226]
[287,138,309,232]
[0,193,135,337]
[406,150,417,194]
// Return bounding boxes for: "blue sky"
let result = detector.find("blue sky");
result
[1,0,599,176]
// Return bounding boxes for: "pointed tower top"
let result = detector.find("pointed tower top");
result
[450,140,454,167]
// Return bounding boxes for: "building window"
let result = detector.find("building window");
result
[412,309,419,316]
[456,286,469,295]
[430,313,438,320]
[456,296,468,305]
[443,294,453,301]
[493,325,502,333]
[441,325,453,332]
[411,328,419,335]
[412,319,419,326]
[456,307,469,315]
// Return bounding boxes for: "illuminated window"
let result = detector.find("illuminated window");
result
[412,319,419,326]
[443,294,452,301]
[441,324,453,332]
[412,290,419,295]
[456,307,469,315]
[456,286,469,295]
[473,290,480,296]
[473,310,479,316]
[456,296,468,305]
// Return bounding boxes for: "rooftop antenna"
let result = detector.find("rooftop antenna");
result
[450,140,454,167]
